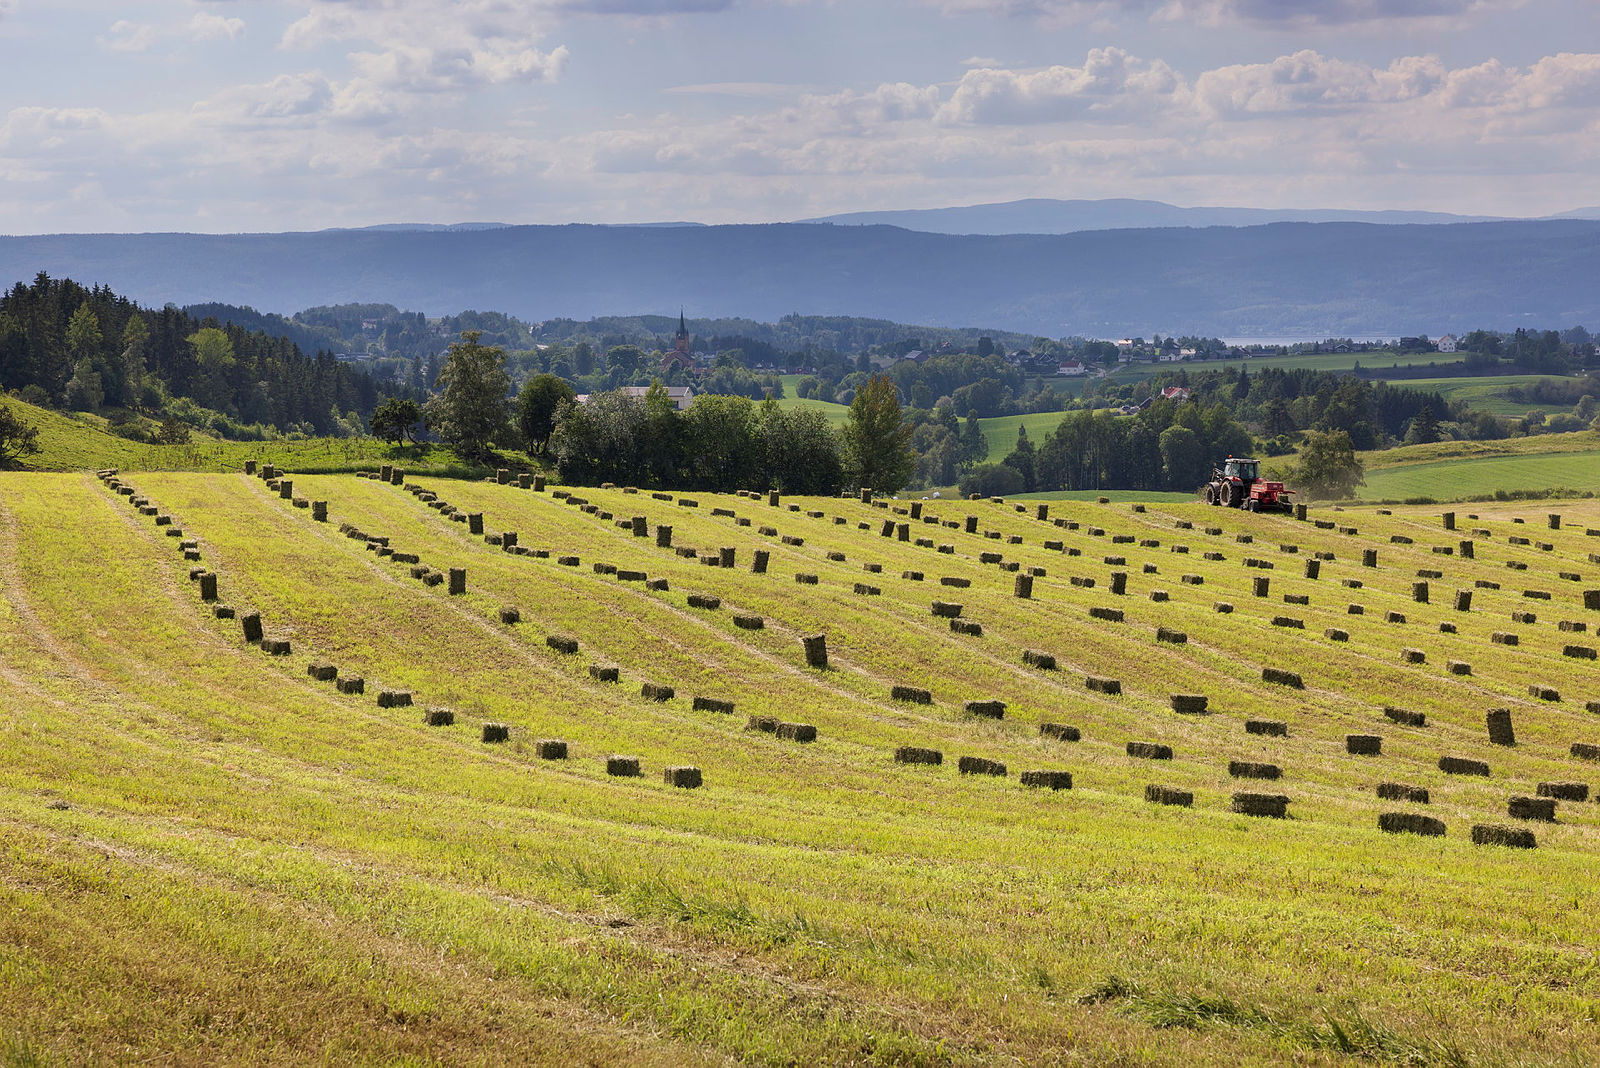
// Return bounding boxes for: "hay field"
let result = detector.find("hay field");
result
[4,470,1600,1065]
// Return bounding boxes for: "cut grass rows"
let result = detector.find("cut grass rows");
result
[5,471,1600,1063]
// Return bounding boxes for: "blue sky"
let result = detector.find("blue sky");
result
[1,0,1597,232]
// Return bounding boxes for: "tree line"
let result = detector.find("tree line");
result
[543,374,912,495]
[397,332,913,494]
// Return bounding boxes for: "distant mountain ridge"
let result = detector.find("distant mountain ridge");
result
[2,219,1597,337]
[800,198,1517,234]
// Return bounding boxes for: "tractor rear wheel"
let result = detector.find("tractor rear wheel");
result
[1220,481,1239,508]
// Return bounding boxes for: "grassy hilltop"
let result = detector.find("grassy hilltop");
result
[0,394,488,477]
[1358,434,1600,502]
[3,470,1600,1064]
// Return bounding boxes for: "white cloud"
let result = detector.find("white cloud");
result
[1,106,111,148]
[347,41,568,92]
[1193,51,1446,117]
[1160,0,1525,26]
[7,39,1600,232]
[1441,51,1600,110]
[98,20,157,53]
[189,12,246,41]
[940,48,1184,123]
[196,73,337,124]
[552,0,739,11]
[922,0,1525,26]
[275,0,570,114]
[663,82,810,97]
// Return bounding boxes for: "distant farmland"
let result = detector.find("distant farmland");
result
[3,470,1600,1063]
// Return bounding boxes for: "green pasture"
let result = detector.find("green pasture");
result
[975,410,1067,458]
[1108,348,1467,385]
[3,469,1600,1063]
[2,395,493,476]
[1356,432,1600,501]
[0,396,154,470]
[1358,449,1600,501]
[1396,375,1582,417]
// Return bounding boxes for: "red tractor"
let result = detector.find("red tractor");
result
[1201,456,1295,513]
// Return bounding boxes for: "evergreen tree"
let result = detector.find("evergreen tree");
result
[1404,404,1441,445]
[64,357,104,412]
[960,410,988,464]
[1001,425,1036,491]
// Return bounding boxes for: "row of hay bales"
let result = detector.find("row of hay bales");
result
[744,495,1598,814]
[558,478,1600,738]
[101,470,252,637]
[396,477,1600,837]
[480,479,1599,764]
[247,468,721,788]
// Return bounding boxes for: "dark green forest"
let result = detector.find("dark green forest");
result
[1,273,380,439]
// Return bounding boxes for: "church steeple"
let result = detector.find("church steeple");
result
[675,309,690,355]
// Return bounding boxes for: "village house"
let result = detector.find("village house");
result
[1437,334,1459,353]
[574,385,697,411]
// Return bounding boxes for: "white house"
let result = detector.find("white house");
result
[575,385,696,411]
[1437,334,1458,353]
[1057,360,1087,376]
[621,385,695,410]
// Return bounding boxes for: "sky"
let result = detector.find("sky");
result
[1,0,1597,233]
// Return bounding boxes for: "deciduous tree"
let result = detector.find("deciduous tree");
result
[516,373,575,454]
[841,373,913,493]
[370,397,423,444]
[1290,430,1365,499]
[423,331,511,461]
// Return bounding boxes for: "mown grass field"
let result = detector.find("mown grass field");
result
[5,467,1600,1064]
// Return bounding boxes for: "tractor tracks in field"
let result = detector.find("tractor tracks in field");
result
[6,801,998,1066]
[0,813,734,1068]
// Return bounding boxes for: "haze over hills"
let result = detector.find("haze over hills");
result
[335,199,1569,237]
[3,219,1598,338]
[800,198,1516,234]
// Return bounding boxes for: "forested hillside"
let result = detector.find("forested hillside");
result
[0,273,380,437]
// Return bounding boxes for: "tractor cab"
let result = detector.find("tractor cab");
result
[1223,457,1259,483]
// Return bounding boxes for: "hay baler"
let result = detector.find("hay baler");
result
[1201,457,1294,512]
